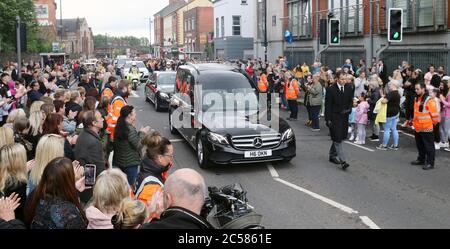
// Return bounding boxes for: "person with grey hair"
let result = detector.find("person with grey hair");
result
[141,169,213,229]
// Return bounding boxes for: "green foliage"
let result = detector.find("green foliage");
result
[0,0,37,52]
[94,34,150,48]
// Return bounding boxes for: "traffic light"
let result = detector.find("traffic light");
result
[319,19,328,45]
[329,19,340,45]
[388,8,403,42]
[15,23,27,52]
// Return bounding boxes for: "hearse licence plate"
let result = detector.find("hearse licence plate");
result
[244,150,272,158]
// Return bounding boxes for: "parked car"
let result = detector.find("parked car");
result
[145,71,176,111]
[169,63,296,168]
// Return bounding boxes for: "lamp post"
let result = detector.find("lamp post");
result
[149,18,153,56]
[59,0,63,42]
[258,0,268,63]
[16,16,22,78]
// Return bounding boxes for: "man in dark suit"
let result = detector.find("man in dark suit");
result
[325,72,355,170]
[11,63,19,81]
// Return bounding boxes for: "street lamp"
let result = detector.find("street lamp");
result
[59,0,63,42]
[149,18,153,55]
[258,0,268,63]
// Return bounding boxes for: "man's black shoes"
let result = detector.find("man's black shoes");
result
[411,160,426,166]
[329,157,343,165]
[422,164,435,170]
[341,162,350,170]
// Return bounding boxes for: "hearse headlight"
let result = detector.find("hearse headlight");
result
[281,128,294,141]
[208,132,229,145]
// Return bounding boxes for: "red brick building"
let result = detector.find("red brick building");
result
[184,7,213,58]
[256,0,450,73]
[34,0,58,42]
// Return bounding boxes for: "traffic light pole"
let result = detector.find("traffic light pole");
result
[376,41,390,60]
[263,0,268,63]
[16,16,22,78]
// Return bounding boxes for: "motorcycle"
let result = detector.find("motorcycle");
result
[131,76,140,91]
[127,72,141,91]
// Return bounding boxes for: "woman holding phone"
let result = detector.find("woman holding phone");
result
[25,157,87,229]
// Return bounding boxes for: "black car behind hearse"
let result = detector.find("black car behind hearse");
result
[145,71,176,111]
[169,63,296,168]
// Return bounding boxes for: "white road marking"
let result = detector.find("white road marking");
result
[344,141,375,152]
[359,216,381,229]
[273,177,359,214]
[267,164,280,178]
[130,91,140,98]
[399,130,415,138]
[169,139,185,143]
[267,163,382,229]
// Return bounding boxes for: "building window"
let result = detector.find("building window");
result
[388,0,446,29]
[192,18,195,31]
[328,0,363,34]
[221,16,225,37]
[241,0,247,4]
[216,17,219,38]
[288,0,312,38]
[272,15,277,27]
[232,16,241,36]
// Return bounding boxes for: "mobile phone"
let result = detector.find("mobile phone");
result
[84,164,96,187]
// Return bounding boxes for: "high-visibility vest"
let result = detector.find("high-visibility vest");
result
[258,74,268,92]
[101,88,114,117]
[101,87,114,99]
[106,95,127,139]
[413,96,440,132]
[285,79,299,100]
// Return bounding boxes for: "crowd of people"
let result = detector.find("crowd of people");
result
[0,54,449,229]
[245,56,449,170]
[0,59,212,229]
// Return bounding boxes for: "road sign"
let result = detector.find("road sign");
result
[52,42,60,52]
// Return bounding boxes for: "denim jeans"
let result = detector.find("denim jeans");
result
[383,114,399,146]
[309,105,321,129]
[440,117,450,143]
[119,165,140,186]
[280,93,289,110]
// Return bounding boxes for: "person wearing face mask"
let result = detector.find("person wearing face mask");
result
[113,105,151,186]
[134,131,173,209]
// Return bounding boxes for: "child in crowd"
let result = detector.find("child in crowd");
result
[355,93,370,145]
[348,98,358,141]
[430,89,442,150]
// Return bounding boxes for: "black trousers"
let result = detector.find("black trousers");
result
[433,124,440,143]
[288,100,298,119]
[405,97,415,120]
[414,132,435,166]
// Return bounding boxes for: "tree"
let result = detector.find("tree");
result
[0,0,37,51]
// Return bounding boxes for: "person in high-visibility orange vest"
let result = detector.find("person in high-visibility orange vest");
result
[106,80,131,140]
[101,76,118,100]
[411,82,440,170]
[257,69,269,93]
[284,72,300,121]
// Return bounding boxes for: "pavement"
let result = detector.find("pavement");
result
[127,86,450,229]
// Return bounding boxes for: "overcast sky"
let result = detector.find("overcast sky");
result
[60,0,169,40]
